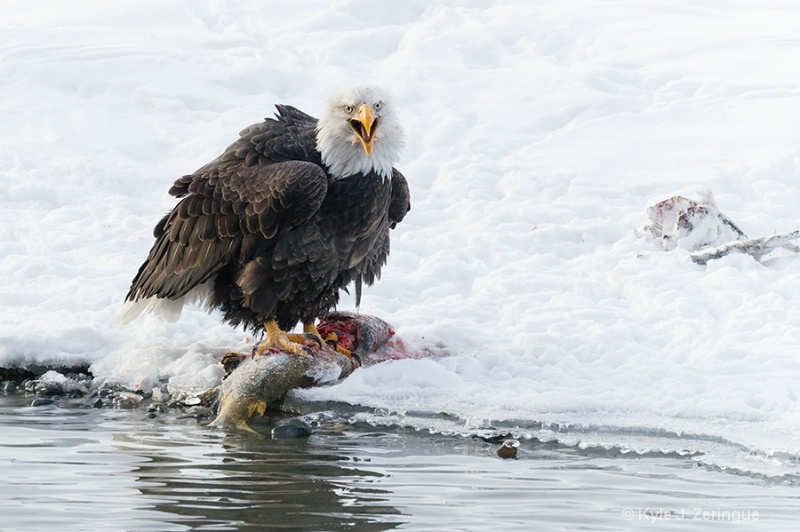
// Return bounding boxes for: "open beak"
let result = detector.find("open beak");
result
[349,104,379,155]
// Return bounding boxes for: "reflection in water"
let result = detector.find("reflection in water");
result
[0,394,402,531]
[118,422,403,530]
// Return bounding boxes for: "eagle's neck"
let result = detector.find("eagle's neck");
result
[315,125,400,181]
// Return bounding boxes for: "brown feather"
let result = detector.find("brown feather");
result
[122,103,408,334]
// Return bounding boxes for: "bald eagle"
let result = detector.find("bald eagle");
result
[116,86,410,357]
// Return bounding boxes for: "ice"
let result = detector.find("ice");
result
[2,0,800,476]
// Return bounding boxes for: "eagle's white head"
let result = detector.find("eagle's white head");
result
[316,86,404,180]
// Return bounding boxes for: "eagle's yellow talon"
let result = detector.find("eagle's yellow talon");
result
[254,320,311,356]
[286,332,323,348]
[323,332,352,356]
[303,323,353,357]
[318,330,360,366]
[254,320,358,363]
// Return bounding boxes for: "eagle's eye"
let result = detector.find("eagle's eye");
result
[374,101,382,110]
[344,105,354,114]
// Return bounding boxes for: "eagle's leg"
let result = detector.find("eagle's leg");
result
[254,320,313,356]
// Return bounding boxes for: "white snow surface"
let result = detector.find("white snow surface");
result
[2,1,800,476]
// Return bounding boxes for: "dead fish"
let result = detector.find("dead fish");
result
[318,312,397,360]
[639,190,800,264]
[210,312,398,433]
[210,352,307,433]
[641,190,746,251]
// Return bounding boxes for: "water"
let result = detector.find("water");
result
[1,393,798,531]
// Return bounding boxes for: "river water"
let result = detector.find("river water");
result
[1,392,797,531]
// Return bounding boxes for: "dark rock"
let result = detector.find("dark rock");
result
[271,419,313,439]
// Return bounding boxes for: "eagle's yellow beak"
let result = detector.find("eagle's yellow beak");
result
[349,104,378,155]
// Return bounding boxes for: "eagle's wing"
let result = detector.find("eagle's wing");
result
[118,108,327,323]
[354,168,411,305]
[127,161,327,300]
[388,168,411,228]
[126,160,328,301]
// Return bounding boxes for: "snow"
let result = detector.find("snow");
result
[2,1,800,476]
